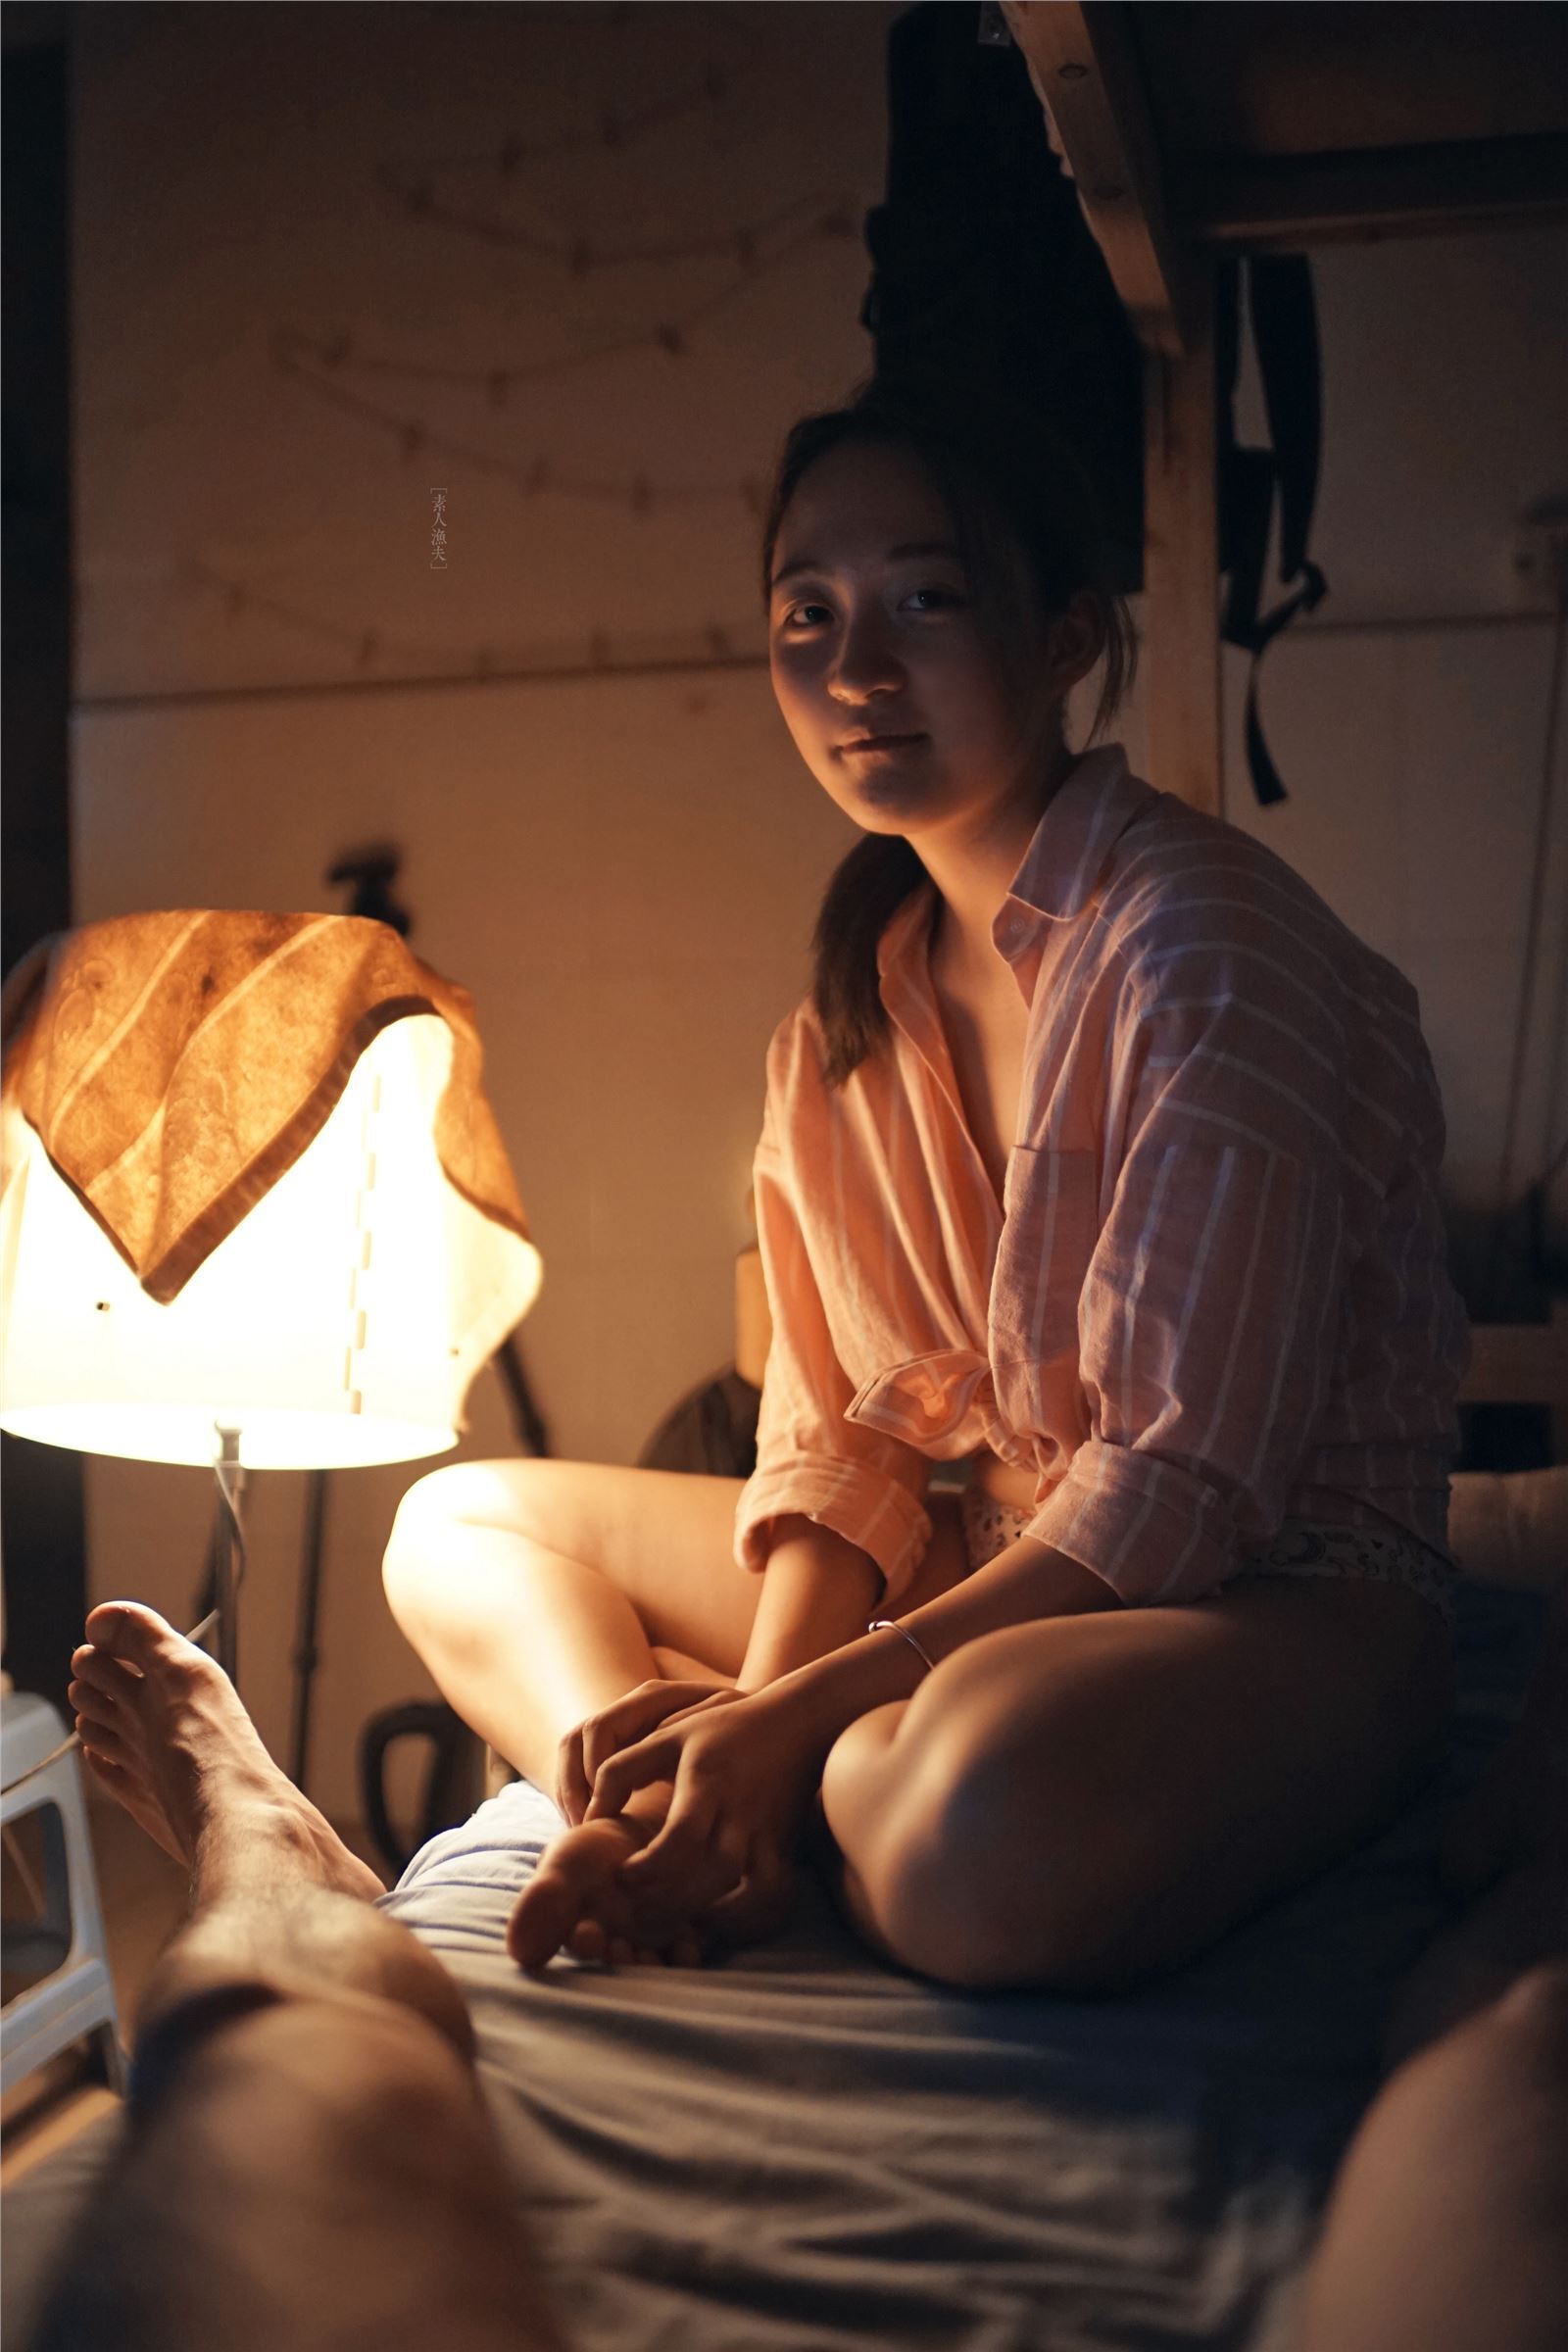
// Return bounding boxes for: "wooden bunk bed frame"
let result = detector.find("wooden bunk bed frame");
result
[1000,0,1568,809]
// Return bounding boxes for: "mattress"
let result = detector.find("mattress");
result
[3,1583,1544,2352]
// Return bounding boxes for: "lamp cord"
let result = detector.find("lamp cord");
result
[2,1460,249,1795]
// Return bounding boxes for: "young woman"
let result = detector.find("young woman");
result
[382,375,1467,1985]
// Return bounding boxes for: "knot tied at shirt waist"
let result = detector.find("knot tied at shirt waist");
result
[845,1348,1042,1472]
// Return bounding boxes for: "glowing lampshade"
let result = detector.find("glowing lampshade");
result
[0,911,541,1472]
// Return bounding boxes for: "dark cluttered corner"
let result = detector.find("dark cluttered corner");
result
[3,4,83,1711]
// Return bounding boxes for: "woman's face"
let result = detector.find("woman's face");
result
[766,440,1048,844]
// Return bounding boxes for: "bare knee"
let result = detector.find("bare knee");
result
[143,1889,475,2067]
[1490,1959,1568,2084]
[382,1459,539,1629]
[860,1795,1125,1990]
[827,1652,1125,1991]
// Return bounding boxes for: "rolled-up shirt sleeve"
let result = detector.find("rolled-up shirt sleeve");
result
[1023,931,1358,1605]
[734,1098,933,1600]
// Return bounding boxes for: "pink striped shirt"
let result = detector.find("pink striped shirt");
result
[734,746,1469,1609]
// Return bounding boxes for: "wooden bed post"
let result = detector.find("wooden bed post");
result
[1141,262,1222,815]
[1002,4,1222,815]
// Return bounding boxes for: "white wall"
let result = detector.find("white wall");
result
[62,3,1565,1829]
[69,0,897,1829]
[1221,225,1567,1270]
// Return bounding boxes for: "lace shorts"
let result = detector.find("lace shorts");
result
[959,1486,1457,1631]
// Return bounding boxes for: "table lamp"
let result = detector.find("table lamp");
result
[0,910,541,1688]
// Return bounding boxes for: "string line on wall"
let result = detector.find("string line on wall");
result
[275,209,835,399]
[74,638,770,717]
[390,59,738,180]
[268,339,778,514]
[376,168,854,274]
[78,554,768,699]
[270,196,854,513]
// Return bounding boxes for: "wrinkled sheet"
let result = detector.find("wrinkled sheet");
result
[3,1588,1543,2352]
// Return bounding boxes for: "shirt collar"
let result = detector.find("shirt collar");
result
[874,743,1155,993]
[1001,743,1154,925]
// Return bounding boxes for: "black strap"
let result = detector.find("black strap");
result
[1250,257,1323,584]
[1217,258,1330,805]
[1240,561,1330,807]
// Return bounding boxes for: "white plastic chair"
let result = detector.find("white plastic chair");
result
[1,1690,125,2097]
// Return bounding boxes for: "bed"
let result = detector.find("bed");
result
[0,1513,1554,2352]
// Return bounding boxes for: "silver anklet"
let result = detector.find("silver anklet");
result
[866,1619,936,1676]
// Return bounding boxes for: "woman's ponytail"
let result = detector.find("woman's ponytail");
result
[809,832,927,1090]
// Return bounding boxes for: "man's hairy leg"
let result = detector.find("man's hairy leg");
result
[38,1598,565,2350]
[29,1949,563,2352]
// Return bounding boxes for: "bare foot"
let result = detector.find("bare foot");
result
[509,1802,802,1973]
[508,1813,710,1971]
[69,1601,382,1904]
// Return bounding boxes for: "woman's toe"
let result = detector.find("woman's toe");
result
[567,1917,608,1963]
[508,1873,580,1968]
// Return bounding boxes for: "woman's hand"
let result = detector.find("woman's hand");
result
[555,1681,742,1825]
[583,1682,831,1913]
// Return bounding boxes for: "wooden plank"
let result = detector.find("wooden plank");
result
[1141,264,1221,813]
[1132,5,1568,170]
[1002,1,1199,355]
[1182,133,1568,250]
[1461,1299,1568,1458]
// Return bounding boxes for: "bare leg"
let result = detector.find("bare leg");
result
[68,1600,384,1901]
[382,1460,755,1790]
[1386,1576,1568,2065]
[814,1581,1452,1990]
[45,1601,563,2352]
[384,1461,760,1966]
[1297,1962,1568,2352]
[1297,1578,1568,2351]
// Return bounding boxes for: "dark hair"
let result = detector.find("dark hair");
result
[761,374,1137,1088]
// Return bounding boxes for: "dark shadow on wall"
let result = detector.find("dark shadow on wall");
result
[3,14,85,1709]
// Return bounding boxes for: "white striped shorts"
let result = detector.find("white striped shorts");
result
[959,1488,1457,1632]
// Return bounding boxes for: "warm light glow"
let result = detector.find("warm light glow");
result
[0,1014,540,1471]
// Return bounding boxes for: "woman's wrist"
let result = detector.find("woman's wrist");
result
[754,1618,931,1755]
[737,1516,885,1690]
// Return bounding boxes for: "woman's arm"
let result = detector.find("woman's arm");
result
[588,1529,1119,1862]
[755,1527,1119,1752]
[735,1515,885,1691]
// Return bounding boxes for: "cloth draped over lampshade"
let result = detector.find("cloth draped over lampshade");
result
[0,911,542,1469]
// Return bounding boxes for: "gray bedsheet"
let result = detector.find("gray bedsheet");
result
[3,1587,1544,2352]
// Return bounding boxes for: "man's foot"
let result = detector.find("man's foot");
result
[69,1601,382,1903]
